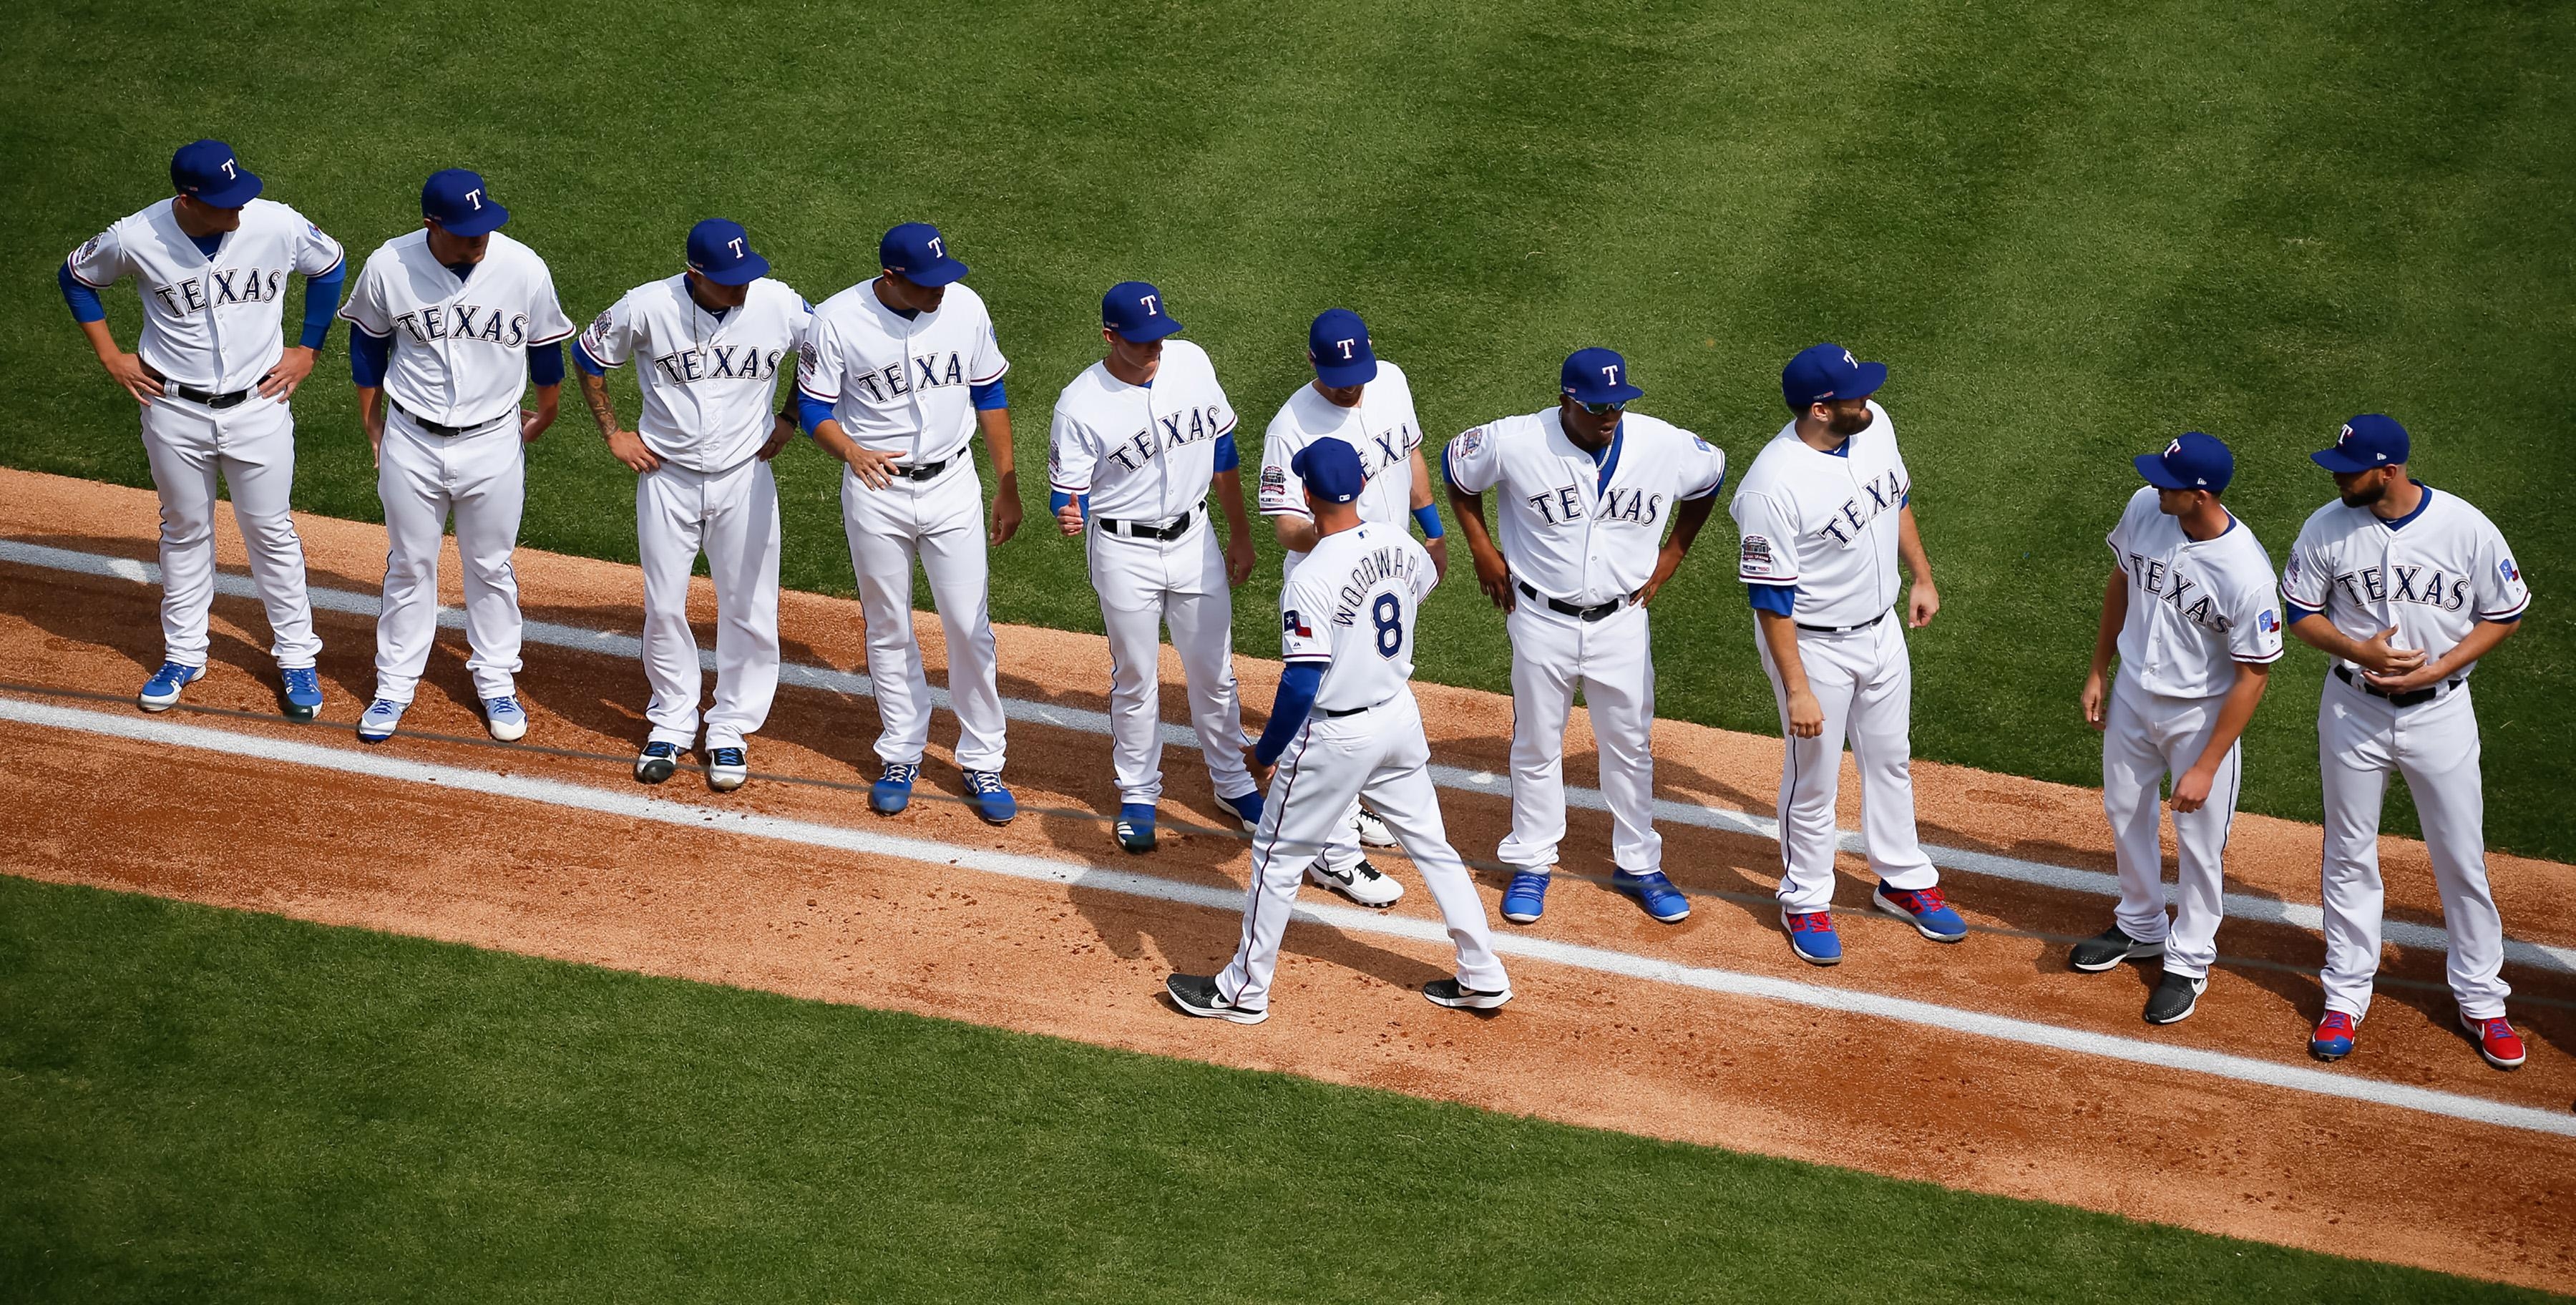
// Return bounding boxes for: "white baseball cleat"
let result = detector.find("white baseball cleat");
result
[1307,856,1403,907]
[1352,805,1397,848]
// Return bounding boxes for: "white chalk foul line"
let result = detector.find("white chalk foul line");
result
[7,535,2572,978]
[2,692,2568,1140]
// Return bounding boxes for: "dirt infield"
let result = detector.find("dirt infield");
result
[3,469,2571,1291]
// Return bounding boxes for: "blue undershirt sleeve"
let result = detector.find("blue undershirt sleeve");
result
[527,341,565,388]
[296,263,345,349]
[1255,662,1325,766]
[571,338,608,376]
[1049,489,1093,516]
[2282,601,2321,624]
[1412,504,1445,539]
[970,378,1006,411]
[349,328,391,387]
[58,263,106,323]
[797,391,836,436]
[1747,582,1797,616]
[1213,431,1239,473]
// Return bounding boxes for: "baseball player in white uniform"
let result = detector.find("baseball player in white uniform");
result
[62,140,344,720]
[2074,432,2282,1025]
[1166,437,1509,1022]
[1256,308,1449,906]
[340,168,574,745]
[2282,414,2529,1070]
[796,222,1023,825]
[572,219,807,793]
[1047,282,1261,851]
[1730,343,1965,964]
[1444,347,1726,926]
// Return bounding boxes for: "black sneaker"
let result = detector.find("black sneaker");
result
[2144,972,2207,1025]
[633,741,680,784]
[1423,978,1513,1011]
[1165,974,1266,1025]
[2069,925,2163,972]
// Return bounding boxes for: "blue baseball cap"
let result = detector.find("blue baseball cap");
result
[1101,280,1183,342]
[2313,414,2409,474]
[686,218,769,285]
[170,140,261,207]
[421,168,508,237]
[1307,308,1378,387]
[2135,431,2234,493]
[1561,347,1644,405]
[1781,342,1887,411]
[1289,437,1366,504]
[880,222,969,286]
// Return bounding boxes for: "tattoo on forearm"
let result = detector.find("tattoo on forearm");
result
[579,372,618,436]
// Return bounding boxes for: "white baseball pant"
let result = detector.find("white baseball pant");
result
[1088,519,1252,805]
[1497,599,1661,874]
[2317,676,2507,1020]
[639,457,781,751]
[2101,678,2243,981]
[841,459,1007,773]
[139,391,320,670]
[1216,692,1506,1012]
[1758,615,1937,911]
[373,408,525,703]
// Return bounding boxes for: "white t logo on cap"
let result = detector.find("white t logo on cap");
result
[1336,338,1355,360]
[220,158,236,179]
[1140,293,1158,316]
[1841,348,1856,368]
[727,237,744,258]
[927,235,944,258]
[464,187,483,210]
[2165,439,2182,457]
[2338,424,2353,444]
[1602,364,1621,384]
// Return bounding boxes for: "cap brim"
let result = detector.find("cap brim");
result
[900,256,969,287]
[696,252,769,285]
[1841,360,1888,399]
[1312,356,1378,387]
[1568,381,1646,405]
[192,172,263,208]
[2135,454,2190,489]
[2311,448,2379,474]
[438,202,509,238]
[1112,315,1184,343]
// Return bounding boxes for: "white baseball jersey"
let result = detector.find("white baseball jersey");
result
[1280,522,1438,712]
[2106,487,2285,698]
[578,275,811,472]
[1259,362,1423,575]
[2281,486,2529,678]
[67,198,344,391]
[1729,401,1911,627]
[797,280,1008,464]
[1442,410,1726,605]
[339,230,576,427]
[1047,339,1238,523]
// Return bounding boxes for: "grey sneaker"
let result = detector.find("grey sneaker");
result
[2144,972,2207,1025]
[2070,925,2163,972]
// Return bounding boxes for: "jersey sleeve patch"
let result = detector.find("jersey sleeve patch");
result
[1739,532,1790,580]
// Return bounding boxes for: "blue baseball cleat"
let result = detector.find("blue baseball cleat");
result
[137,660,205,713]
[1784,909,1842,966]
[1501,871,1551,924]
[278,666,323,722]
[1213,788,1264,832]
[1873,884,1967,942]
[2310,1010,2358,1062]
[357,698,406,743]
[871,762,919,815]
[965,770,1016,826]
[482,695,528,742]
[1611,869,1690,924]
[1116,803,1157,854]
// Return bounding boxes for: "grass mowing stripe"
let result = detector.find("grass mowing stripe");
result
[14,534,2574,979]
[6,691,2570,1141]
[0,876,2553,1304]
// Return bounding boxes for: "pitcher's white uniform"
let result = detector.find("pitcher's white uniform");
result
[2283,487,2529,1020]
[1215,522,1507,1010]
[2100,487,2284,980]
[577,275,809,751]
[1729,400,1939,911]
[1442,410,1724,874]
[341,229,575,703]
[798,280,1010,772]
[1259,362,1425,874]
[67,199,342,672]
[1048,338,1252,806]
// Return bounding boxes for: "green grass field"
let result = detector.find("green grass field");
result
[4,876,2552,1304]
[4,1,2571,866]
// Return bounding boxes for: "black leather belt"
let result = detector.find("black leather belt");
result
[1322,697,1392,719]
[394,403,507,437]
[1516,580,1623,622]
[1098,502,1204,541]
[2335,663,2460,709]
[162,381,253,409]
[891,454,956,482]
[1796,609,1891,635]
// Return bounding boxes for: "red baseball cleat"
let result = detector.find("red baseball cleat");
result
[2461,1012,2526,1070]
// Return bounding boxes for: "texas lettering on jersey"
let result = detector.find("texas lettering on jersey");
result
[2323,562,2474,612]
[837,350,972,404]
[148,267,290,316]
[391,302,535,348]
[2124,553,2240,635]
[1103,404,1230,472]
[647,342,786,386]
[1816,467,1909,547]
[1524,482,1667,528]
